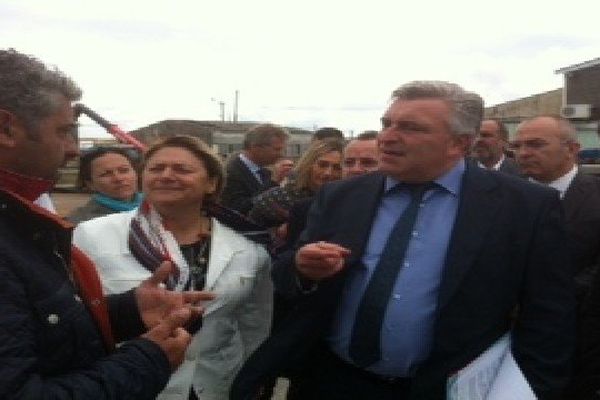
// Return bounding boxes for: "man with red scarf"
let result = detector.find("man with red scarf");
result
[0,48,212,400]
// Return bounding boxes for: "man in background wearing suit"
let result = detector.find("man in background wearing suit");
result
[343,131,379,178]
[513,115,600,399]
[221,123,288,215]
[472,119,521,175]
[513,115,600,303]
[232,81,575,400]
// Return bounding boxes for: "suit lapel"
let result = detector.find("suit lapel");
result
[337,174,385,265]
[233,156,263,191]
[437,166,501,310]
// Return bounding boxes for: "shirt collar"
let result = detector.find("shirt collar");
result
[477,154,505,171]
[384,158,465,196]
[239,152,261,174]
[530,164,578,199]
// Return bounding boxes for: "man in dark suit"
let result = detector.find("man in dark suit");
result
[472,119,521,175]
[221,123,288,215]
[513,115,600,302]
[232,81,575,400]
[513,116,600,399]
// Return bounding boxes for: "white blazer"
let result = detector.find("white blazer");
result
[73,211,273,400]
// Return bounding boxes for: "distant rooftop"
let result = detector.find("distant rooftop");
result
[555,56,600,74]
[129,119,314,136]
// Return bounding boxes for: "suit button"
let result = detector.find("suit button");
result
[47,314,60,324]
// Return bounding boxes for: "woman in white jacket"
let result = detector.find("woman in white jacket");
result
[73,135,272,400]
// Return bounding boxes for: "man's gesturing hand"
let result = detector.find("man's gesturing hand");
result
[142,307,194,370]
[135,261,215,329]
[295,241,351,281]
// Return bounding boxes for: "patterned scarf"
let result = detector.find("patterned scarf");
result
[127,201,190,291]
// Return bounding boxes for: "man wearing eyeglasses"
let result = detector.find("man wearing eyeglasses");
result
[513,116,582,195]
[514,115,600,399]
[513,115,600,300]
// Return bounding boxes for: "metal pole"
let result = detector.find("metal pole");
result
[233,90,239,122]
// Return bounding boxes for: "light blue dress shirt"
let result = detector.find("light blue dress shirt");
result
[328,159,465,377]
[238,153,264,184]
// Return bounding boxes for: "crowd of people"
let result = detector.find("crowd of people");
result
[1,47,600,400]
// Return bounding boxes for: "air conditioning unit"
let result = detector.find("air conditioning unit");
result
[560,104,593,119]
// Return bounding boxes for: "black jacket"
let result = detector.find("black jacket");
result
[221,155,277,215]
[562,171,600,302]
[0,190,171,400]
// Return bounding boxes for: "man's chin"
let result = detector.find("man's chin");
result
[519,167,538,179]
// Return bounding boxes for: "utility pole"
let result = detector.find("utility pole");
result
[211,98,226,122]
[233,90,239,122]
[219,101,225,122]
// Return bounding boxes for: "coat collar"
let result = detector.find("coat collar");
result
[232,155,267,189]
[204,218,245,290]
[0,168,54,202]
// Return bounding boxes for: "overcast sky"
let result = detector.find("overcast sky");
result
[3,0,600,138]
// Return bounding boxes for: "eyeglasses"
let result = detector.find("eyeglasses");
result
[343,158,378,168]
[508,139,571,151]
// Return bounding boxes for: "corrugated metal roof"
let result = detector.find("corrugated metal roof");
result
[555,56,600,74]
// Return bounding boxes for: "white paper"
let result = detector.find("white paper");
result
[486,351,536,400]
[446,334,536,400]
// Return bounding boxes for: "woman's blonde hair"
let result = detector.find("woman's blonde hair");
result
[292,138,344,192]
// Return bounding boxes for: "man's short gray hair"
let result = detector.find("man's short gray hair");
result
[391,80,484,136]
[0,48,82,135]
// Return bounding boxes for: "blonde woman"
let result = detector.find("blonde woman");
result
[249,139,344,229]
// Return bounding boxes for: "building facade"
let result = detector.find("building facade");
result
[129,120,313,159]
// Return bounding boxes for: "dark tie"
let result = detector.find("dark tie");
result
[257,168,272,185]
[349,182,433,368]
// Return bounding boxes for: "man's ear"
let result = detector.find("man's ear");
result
[206,177,218,195]
[453,134,474,155]
[568,141,581,157]
[0,109,18,147]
